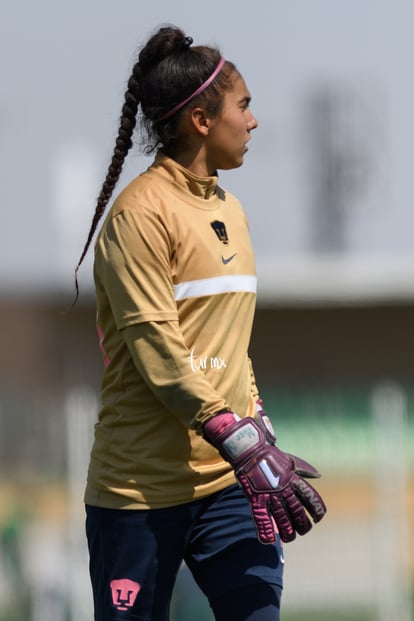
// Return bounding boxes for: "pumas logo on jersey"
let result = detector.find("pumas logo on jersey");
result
[210,220,229,244]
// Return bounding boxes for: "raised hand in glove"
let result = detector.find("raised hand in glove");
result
[203,408,327,544]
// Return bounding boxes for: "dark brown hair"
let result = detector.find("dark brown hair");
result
[73,25,237,302]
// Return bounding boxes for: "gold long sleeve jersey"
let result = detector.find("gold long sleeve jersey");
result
[84,152,259,509]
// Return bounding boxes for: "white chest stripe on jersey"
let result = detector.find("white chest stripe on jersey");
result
[174,274,257,301]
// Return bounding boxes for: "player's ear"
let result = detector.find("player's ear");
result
[189,107,212,137]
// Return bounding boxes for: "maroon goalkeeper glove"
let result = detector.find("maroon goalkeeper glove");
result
[203,409,327,544]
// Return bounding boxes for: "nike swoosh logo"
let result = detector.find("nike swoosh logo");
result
[221,253,237,265]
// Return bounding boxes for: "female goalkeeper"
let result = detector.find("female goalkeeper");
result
[76,24,326,621]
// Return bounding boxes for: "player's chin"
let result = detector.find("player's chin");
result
[235,146,249,167]
[234,155,246,169]
[221,154,246,171]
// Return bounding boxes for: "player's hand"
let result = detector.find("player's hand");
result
[203,409,327,544]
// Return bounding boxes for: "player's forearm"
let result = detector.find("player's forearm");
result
[123,320,229,430]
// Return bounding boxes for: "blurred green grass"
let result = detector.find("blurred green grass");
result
[283,611,375,621]
[170,605,376,621]
[0,611,378,621]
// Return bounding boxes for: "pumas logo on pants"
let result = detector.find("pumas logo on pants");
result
[110,579,141,611]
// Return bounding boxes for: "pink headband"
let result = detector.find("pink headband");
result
[156,56,226,122]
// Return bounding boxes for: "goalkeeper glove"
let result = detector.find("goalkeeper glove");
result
[203,407,327,544]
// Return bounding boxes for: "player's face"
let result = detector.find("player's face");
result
[205,74,258,172]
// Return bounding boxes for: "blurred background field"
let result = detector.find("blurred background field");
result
[2,0,414,619]
[0,299,413,620]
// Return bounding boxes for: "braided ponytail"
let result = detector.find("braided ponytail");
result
[72,62,142,303]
